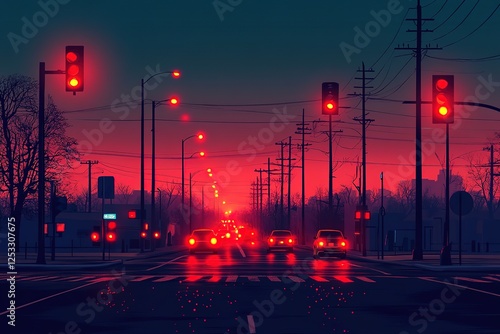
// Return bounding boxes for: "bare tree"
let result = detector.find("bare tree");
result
[116,183,133,204]
[0,75,79,250]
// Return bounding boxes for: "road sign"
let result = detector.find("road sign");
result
[450,191,473,215]
[103,213,117,220]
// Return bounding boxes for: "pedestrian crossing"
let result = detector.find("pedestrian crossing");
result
[3,273,500,284]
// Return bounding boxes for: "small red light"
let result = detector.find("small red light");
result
[90,232,100,242]
[318,240,324,247]
[288,238,293,244]
[172,70,181,78]
[106,232,116,242]
[436,79,448,90]
[326,102,335,110]
[66,51,77,63]
[67,64,79,76]
[128,210,137,219]
[189,238,196,245]
[225,232,230,239]
[107,221,117,230]
[341,241,346,247]
[269,238,274,243]
[210,237,217,245]
[355,211,361,219]
[140,231,147,238]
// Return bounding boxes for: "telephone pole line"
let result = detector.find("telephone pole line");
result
[296,109,311,244]
[396,0,440,260]
[80,160,99,213]
[350,62,374,257]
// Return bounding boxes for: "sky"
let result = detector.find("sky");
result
[1,0,500,212]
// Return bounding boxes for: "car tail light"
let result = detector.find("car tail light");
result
[226,232,230,238]
[288,238,293,244]
[318,240,324,247]
[188,238,195,245]
[341,240,346,247]
[210,237,217,245]
[269,238,274,243]
[251,241,255,245]
[238,234,242,238]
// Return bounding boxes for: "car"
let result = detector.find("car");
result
[267,230,295,252]
[187,229,219,254]
[313,229,347,259]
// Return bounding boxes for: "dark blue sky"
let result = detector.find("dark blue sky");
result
[1,0,499,210]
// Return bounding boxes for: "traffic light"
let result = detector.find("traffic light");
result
[128,210,138,219]
[432,75,454,124]
[153,231,161,239]
[322,82,339,115]
[354,210,361,235]
[140,231,147,239]
[65,45,84,93]
[91,226,100,245]
[106,221,117,242]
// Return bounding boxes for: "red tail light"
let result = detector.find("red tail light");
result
[188,238,195,245]
[210,237,217,245]
[269,238,274,243]
[288,238,293,244]
[318,240,325,247]
[341,240,346,247]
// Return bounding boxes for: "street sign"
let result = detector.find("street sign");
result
[450,191,473,215]
[103,213,117,220]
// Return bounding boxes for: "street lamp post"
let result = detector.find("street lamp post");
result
[140,70,179,252]
[181,134,204,213]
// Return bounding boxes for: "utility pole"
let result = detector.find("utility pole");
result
[276,141,287,229]
[287,136,292,230]
[485,144,500,219]
[350,62,374,257]
[295,109,311,244]
[396,0,439,260]
[80,160,98,213]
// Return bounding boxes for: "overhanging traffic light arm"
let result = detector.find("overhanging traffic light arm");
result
[403,100,500,112]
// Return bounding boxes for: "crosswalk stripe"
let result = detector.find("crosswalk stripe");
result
[484,276,500,282]
[454,277,492,283]
[226,275,238,282]
[356,276,376,283]
[208,276,221,282]
[334,275,353,283]
[152,275,178,282]
[267,276,282,282]
[287,276,305,283]
[184,276,204,282]
[130,275,155,282]
[245,276,260,282]
[309,275,329,282]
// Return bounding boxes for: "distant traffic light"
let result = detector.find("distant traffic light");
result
[153,231,161,239]
[91,226,100,245]
[432,75,454,124]
[106,221,117,242]
[140,231,147,239]
[322,82,339,115]
[65,45,84,93]
[128,210,137,219]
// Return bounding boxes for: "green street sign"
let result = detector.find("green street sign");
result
[103,213,117,220]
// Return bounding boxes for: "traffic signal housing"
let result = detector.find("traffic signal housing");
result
[106,221,117,242]
[432,75,454,124]
[65,46,84,93]
[322,82,339,115]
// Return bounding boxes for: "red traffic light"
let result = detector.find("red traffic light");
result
[140,231,147,238]
[153,232,161,239]
[355,210,361,220]
[128,210,138,219]
[322,82,339,115]
[65,46,84,93]
[106,232,116,242]
[107,221,117,230]
[432,75,454,124]
[90,232,100,242]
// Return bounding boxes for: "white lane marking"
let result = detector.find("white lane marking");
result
[309,275,329,282]
[237,243,247,258]
[248,314,256,333]
[226,275,238,282]
[454,276,492,283]
[146,255,187,271]
[420,277,500,298]
[0,280,109,316]
[287,275,305,283]
[19,275,49,281]
[152,275,178,282]
[356,276,376,283]
[484,276,500,282]
[267,276,281,282]
[349,263,390,275]
[130,275,156,282]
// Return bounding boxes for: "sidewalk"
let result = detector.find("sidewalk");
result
[0,245,187,271]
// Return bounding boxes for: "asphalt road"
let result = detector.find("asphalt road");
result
[1,243,499,334]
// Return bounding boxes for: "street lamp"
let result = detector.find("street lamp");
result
[140,69,180,252]
[181,133,204,211]
[151,98,179,251]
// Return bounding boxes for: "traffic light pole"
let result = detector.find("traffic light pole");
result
[441,123,452,264]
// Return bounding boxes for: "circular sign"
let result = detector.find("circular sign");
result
[450,191,473,215]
